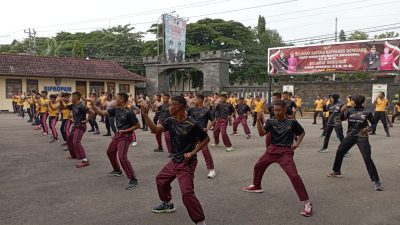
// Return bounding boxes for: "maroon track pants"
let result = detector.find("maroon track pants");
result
[201,145,214,170]
[233,115,250,135]
[131,131,137,142]
[156,131,171,153]
[67,124,87,160]
[252,145,309,201]
[213,118,232,147]
[107,133,135,179]
[40,113,49,134]
[49,116,58,138]
[156,159,205,223]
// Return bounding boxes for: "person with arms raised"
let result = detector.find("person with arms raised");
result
[142,95,210,225]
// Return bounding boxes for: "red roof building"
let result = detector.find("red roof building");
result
[0,54,145,111]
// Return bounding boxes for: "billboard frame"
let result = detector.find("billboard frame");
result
[267,38,400,75]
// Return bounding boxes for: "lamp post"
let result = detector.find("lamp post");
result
[268,73,272,106]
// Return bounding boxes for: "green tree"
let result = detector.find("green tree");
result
[348,30,368,41]
[72,40,84,57]
[256,15,266,36]
[374,32,399,39]
[233,16,283,84]
[339,30,346,42]
[45,38,59,56]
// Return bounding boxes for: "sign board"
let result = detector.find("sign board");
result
[283,85,294,95]
[163,14,187,63]
[268,39,400,75]
[44,86,72,92]
[372,84,388,103]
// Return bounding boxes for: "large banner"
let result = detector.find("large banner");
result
[268,39,400,75]
[163,14,187,63]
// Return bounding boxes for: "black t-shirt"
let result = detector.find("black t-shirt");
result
[327,102,343,126]
[162,117,208,163]
[236,104,251,116]
[343,108,375,137]
[158,104,171,123]
[215,102,235,119]
[67,102,88,124]
[187,107,213,129]
[263,119,304,147]
[285,100,296,116]
[107,107,139,131]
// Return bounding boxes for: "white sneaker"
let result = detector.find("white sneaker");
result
[211,143,220,147]
[226,147,234,152]
[131,142,138,147]
[207,169,216,179]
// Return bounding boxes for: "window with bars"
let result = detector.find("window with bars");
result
[6,79,22,98]
[27,79,38,92]
[119,84,130,93]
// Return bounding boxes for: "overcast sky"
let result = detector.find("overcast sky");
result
[1,0,400,45]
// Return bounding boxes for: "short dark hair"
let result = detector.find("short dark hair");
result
[117,93,129,102]
[282,91,289,95]
[171,95,187,109]
[195,93,205,100]
[107,93,113,99]
[163,94,171,98]
[239,97,244,100]
[72,92,81,98]
[60,92,70,98]
[41,91,48,95]
[49,94,57,99]
[273,99,287,107]
[352,94,365,107]
[272,92,282,99]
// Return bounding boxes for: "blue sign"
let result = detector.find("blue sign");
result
[44,86,72,92]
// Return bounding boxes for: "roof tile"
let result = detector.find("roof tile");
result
[0,54,146,82]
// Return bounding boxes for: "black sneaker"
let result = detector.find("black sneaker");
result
[88,129,95,132]
[125,178,139,190]
[94,130,100,135]
[369,132,376,135]
[103,133,111,136]
[106,170,123,177]
[374,181,383,191]
[154,148,164,152]
[152,202,176,213]
[386,133,391,137]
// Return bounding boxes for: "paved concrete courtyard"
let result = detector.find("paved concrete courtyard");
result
[0,113,399,225]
